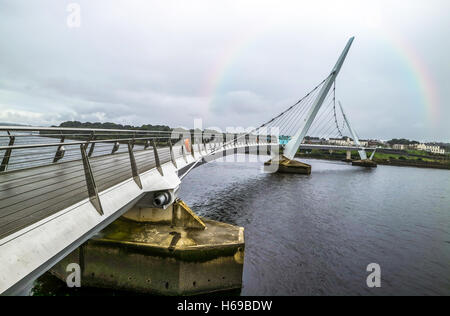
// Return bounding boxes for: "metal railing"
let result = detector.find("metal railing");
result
[0,125,277,239]
[0,126,275,173]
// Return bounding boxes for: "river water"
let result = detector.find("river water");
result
[178,156,450,295]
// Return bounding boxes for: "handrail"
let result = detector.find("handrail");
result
[0,125,275,174]
[0,136,170,151]
[0,125,173,134]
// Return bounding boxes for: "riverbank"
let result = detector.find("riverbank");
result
[296,150,450,170]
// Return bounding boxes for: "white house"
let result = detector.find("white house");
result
[413,143,445,155]
[328,137,368,147]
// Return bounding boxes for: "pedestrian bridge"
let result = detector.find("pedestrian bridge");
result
[0,37,378,295]
[0,126,283,294]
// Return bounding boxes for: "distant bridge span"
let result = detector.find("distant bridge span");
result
[298,144,376,152]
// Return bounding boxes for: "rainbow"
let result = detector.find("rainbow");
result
[201,31,257,111]
[202,33,440,123]
[380,31,440,123]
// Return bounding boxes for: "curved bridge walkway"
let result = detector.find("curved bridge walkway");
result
[0,128,273,294]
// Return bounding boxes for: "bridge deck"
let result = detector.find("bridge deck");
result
[0,146,177,240]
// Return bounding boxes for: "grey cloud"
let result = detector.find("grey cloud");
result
[0,0,449,142]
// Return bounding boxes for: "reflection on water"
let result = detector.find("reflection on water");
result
[33,155,450,295]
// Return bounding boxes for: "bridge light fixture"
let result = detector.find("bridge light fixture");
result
[153,191,171,207]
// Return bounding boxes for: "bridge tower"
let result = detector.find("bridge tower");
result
[275,37,355,174]
[339,101,377,168]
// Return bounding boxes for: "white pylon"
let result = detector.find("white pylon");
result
[284,37,355,160]
[338,101,367,160]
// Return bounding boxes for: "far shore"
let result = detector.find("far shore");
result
[295,153,450,171]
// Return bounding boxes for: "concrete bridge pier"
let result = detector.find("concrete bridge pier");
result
[342,150,353,163]
[352,159,378,168]
[50,192,245,295]
[264,155,311,174]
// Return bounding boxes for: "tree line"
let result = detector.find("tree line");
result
[57,121,171,131]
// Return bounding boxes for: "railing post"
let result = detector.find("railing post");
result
[168,139,177,168]
[197,138,202,156]
[152,139,163,176]
[0,132,15,172]
[201,131,204,153]
[203,139,207,154]
[80,144,104,215]
[191,138,196,159]
[111,142,120,154]
[88,133,96,157]
[257,136,260,155]
[181,141,188,162]
[53,136,66,163]
[128,141,143,189]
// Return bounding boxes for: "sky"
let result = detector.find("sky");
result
[0,0,449,142]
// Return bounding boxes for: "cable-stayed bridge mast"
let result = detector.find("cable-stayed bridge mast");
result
[260,37,377,173]
[283,37,354,160]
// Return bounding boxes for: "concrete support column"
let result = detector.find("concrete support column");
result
[51,193,245,295]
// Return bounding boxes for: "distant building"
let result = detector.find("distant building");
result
[414,143,427,151]
[328,137,352,146]
[359,139,369,147]
[326,137,383,148]
[309,138,324,144]
[368,140,384,147]
[412,143,445,155]
[393,144,406,150]
[428,145,445,155]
